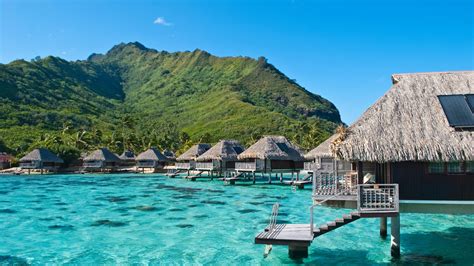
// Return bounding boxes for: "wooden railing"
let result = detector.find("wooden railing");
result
[304,162,316,171]
[235,161,259,170]
[137,161,156,168]
[357,184,399,213]
[196,162,216,170]
[312,172,358,197]
[83,162,103,168]
[20,162,40,169]
[175,162,195,169]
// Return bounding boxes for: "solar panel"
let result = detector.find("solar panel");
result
[438,95,474,128]
[466,94,474,113]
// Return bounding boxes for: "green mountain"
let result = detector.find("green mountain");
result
[0,42,341,159]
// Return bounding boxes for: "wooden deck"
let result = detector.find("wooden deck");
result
[255,224,313,246]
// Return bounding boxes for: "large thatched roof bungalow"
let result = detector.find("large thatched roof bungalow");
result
[135,147,169,172]
[175,144,211,171]
[83,148,121,171]
[236,136,304,173]
[333,71,474,202]
[19,148,64,173]
[195,140,245,174]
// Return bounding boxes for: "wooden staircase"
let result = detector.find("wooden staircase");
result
[313,211,361,237]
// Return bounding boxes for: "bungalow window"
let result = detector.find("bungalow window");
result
[466,161,474,173]
[428,162,444,174]
[447,162,463,174]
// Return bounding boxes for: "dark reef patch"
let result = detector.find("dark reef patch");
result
[176,224,193,228]
[237,209,259,214]
[133,206,160,212]
[0,209,16,214]
[165,217,185,221]
[90,219,127,227]
[201,200,226,205]
[0,255,29,265]
[48,224,74,231]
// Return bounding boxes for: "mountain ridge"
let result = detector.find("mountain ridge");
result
[0,42,342,158]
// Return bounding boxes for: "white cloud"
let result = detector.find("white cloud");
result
[154,17,172,26]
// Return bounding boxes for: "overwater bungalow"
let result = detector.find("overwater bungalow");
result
[254,72,473,260]
[304,134,354,193]
[195,140,245,178]
[119,150,136,166]
[233,136,304,183]
[175,144,211,174]
[135,147,169,172]
[163,149,176,162]
[331,71,473,208]
[0,152,12,170]
[19,148,63,174]
[83,148,121,172]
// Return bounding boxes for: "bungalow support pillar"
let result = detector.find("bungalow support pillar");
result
[390,215,401,258]
[268,173,272,184]
[252,172,256,184]
[380,217,387,239]
[288,244,309,259]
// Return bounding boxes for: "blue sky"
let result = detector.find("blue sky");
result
[1,0,473,123]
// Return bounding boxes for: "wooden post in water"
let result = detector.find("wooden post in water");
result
[380,217,387,239]
[288,244,309,259]
[252,172,256,184]
[268,173,272,184]
[390,214,400,258]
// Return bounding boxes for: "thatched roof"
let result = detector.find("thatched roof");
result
[83,148,121,162]
[163,149,176,160]
[237,136,304,161]
[0,153,12,163]
[119,150,135,161]
[136,147,168,161]
[333,71,474,162]
[304,134,338,160]
[196,140,245,161]
[20,148,64,163]
[176,144,211,161]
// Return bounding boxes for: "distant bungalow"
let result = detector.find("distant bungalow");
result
[235,136,304,183]
[135,147,169,172]
[332,71,473,206]
[163,149,176,162]
[119,150,136,166]
[304,134,354,194]
[0,152,13,170]
[83,148,121,172]
[175,144,211,174]
[195,140,245,177]
[19,148,64,174]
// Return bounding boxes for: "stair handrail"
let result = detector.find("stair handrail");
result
[309,187,352,237]
[266,203,280,233]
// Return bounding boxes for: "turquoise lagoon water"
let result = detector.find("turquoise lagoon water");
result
[0,174,473,265]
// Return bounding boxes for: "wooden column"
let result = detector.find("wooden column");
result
[380,217,387,239]
[288,244,309,259]
[280,173,283,182]
[252,172,256,184]
[268,173,272,184]
[391,215,401,258]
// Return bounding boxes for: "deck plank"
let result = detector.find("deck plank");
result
[255,224,313,245]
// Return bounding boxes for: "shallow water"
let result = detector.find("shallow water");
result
[0,174,472,265]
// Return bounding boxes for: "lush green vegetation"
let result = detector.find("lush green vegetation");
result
[0,42,342,162]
